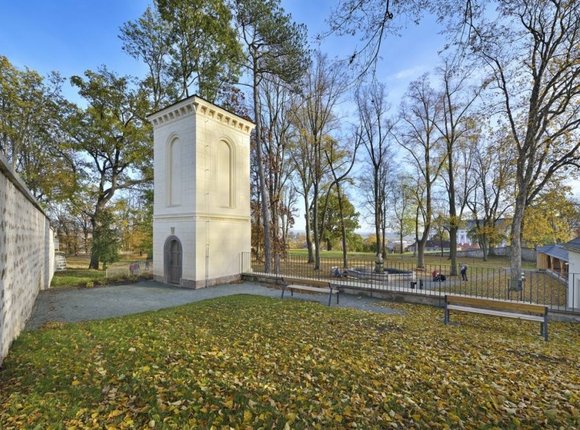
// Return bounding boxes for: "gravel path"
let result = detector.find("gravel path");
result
[26,280,402,330]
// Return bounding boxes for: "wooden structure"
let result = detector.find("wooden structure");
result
[536,244,568,279]
[444,295,549,341]
[281,277,340,306]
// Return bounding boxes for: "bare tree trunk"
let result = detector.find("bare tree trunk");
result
[414,206,419,258]
[89,215,100,270]
[448,152,458,275]
[417,240,425,269]
[252,56,272,273]
[382,200,387,259]
[449,226,458,275]
[336,183,349,269]
[313,183,321,270]
[481,231,489,261]
[304,198,314,263]
[417,196,432,269]
[399,230,403,255]
[510,191,526,290]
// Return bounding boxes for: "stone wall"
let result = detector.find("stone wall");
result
[0,156,54,365]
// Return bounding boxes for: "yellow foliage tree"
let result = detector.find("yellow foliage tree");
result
[522,189,578,247]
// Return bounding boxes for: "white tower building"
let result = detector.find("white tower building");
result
[148,96,254,288]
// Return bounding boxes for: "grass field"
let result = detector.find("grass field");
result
[51,254,150,288]
[286,249,537,270]
[1,295,578,429]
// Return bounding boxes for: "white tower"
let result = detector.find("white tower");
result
[148,96,255,288]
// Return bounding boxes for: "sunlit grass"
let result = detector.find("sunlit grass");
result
[1,295,578,429]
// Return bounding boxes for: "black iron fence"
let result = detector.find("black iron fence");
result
[241,253,579,314]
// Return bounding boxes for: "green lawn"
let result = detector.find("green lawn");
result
[1,295,578,429]
[50,269,108,288]
[287,249,537,270]
[51,254,150,288]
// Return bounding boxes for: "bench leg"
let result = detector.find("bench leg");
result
[543,316,548,341]
[336,291,339,305]
[281,286,286,299]
[444,303,450,325]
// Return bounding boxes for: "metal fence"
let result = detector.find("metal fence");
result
[242,253,578,314]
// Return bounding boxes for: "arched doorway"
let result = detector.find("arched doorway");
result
[164,236,182,285]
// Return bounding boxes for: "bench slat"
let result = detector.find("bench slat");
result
[281,278,340,306]
[447,305,545,322]
[287,284,338,294]
[446,295,547,315]
[283,278,331,289]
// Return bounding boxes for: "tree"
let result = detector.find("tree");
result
[462,0,580,289]
[328,0,434,74]
[90,208,120,270]
[467,129,514,260]
[397,74,446,268]
[435,59,482,275]
[235,0,309,273]
[154,0,243,102]
[0,56,76,203]
[289,116,315,263]
[114,191,153,257]
[356,80,395,268]
[325,132,361,268]
[522,186,577,247]
[67,68,152,269]
[260,77,295,267]
[389,175,415,254]
[316,187,360,251]
[120,6,175,109]
[432,212,451,257]
[290,52,347,270]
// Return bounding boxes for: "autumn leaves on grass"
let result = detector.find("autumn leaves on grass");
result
[0,295,578,429]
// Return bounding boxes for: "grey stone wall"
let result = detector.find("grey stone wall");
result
[0,156,54,366]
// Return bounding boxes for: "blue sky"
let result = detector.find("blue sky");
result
[2,1,578,232]
[0,0,446,105]
[0,0,456,232]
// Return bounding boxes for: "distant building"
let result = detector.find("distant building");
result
[384,233,414,253]
[536,243,568,278]
[406,240,451,253]
[429,219,511,250]
[563,237,580,310]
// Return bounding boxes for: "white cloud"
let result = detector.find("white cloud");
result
[392,65,427,80]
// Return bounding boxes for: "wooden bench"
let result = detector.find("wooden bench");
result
[281,277,340,306]
[444,295,549,341]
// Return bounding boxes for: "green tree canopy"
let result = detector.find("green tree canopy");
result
[156,0,242,102]
[0,56,76,203]
[67,67,152,269]
[317,187,360,251]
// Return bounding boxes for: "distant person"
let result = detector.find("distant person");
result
[332,267,345,278]
[432,270,446,282]
[460,263,468,281]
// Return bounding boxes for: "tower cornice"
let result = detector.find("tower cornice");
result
[147,95,255,135]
